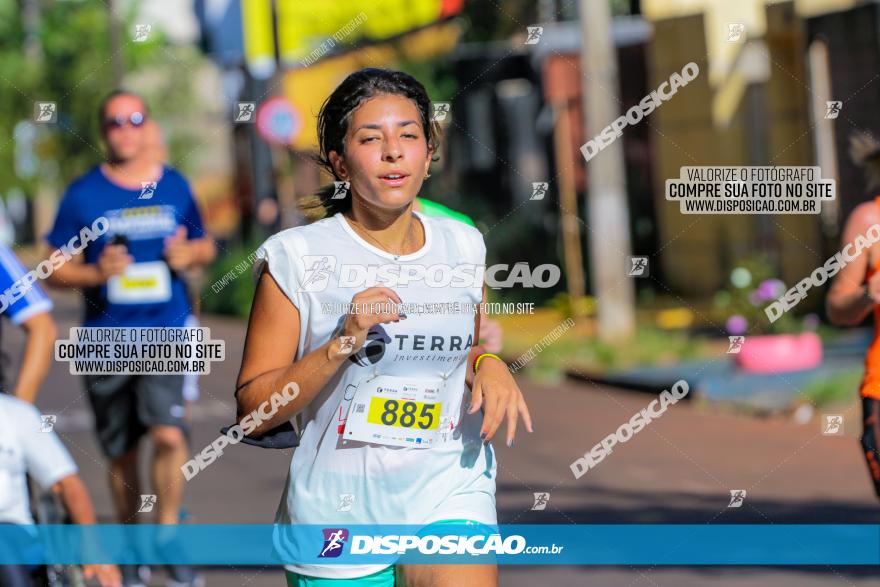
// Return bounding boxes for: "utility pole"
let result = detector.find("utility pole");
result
[107,0,124,85]
[551,102,586,305]
[22,0,42,62]
[579,0,636,341]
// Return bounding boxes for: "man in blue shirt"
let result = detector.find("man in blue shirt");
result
[44,90,215,587]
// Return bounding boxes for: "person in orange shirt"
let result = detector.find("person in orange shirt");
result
[827,133,880,498]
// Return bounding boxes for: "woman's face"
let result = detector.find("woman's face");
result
[331,93,432,213]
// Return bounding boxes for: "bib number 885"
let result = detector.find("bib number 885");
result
[368,399,440,430]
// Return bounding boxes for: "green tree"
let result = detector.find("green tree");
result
[0,1,205,212]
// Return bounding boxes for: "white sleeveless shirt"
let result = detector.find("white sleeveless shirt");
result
[253,211,497,579]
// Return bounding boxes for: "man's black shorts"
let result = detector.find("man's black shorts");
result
[84,374,187,459]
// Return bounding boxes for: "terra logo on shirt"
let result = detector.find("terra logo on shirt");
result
[344,325,475,367]
[348,326,389,367]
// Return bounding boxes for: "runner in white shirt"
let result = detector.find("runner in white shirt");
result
[235,68,532,586]
[0,394,120,587]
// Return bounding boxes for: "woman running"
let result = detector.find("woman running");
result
[827,132,880,499]
[234,68,532,586]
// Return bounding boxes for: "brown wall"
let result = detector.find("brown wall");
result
[648,4,822,298]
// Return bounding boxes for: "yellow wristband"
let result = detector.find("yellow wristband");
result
[474,352,503,373]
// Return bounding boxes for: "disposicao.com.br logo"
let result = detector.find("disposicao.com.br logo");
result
[298,256,561,291]
[318,528,349,558]
[321,528,563,557]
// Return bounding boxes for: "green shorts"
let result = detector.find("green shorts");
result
[284,519,491,586]
[285,564,400,587]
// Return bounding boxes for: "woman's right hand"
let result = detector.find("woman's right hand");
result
[97,244,133,282]
[339,286,405,353]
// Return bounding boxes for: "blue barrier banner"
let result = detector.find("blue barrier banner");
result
[0,524,878,565]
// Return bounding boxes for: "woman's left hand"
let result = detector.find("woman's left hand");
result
[468,357,533,447]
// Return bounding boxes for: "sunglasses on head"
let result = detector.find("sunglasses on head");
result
[102,111,146,130]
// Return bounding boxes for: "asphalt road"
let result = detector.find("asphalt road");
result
[10,289,880,586]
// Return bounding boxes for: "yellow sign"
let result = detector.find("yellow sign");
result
[275,0,458,66]
[241,0,276,79]
[281,20,461,151]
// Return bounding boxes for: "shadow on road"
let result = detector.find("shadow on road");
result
[498,483,880,524]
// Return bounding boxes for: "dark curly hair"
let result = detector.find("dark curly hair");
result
[299,68,441,220]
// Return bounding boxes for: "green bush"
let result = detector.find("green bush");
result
[522,325,709,379]
[200,241,261,318]
[801,369,864,408]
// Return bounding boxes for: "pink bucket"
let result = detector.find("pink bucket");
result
[734,332,823,374]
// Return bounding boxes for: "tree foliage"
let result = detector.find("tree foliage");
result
[0,1,204,198]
